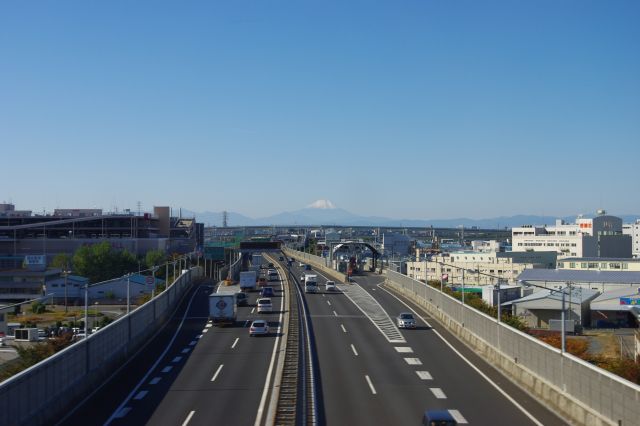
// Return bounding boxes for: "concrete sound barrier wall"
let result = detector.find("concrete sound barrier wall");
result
[0,266,202,425]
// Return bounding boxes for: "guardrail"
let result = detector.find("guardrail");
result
[384,270,640,426]
[282,248,348,284]
[0,266,202,426]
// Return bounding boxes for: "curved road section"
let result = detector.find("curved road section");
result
[287,261,568,426]
[59,270,287,426]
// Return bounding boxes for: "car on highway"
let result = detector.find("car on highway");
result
[267,262,274,268]
[299,261,305,267]
[235,292,248,306]
[261,286,275,297]
[257,277,267,287]
[249,320,269,336]
[278,256,285,261]
[422,409,457,425]
[268,269,279,281]
[397,312,416,329]
[325,280,337,292]
[257,298,273,313]
[300,274,306,283]
[304,264,312,271]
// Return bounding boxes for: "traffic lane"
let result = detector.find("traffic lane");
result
[59,282,211,426]
[109,285,218,425]
[357,274,567,426]
[303,278,434,425]
[147,318,280,426]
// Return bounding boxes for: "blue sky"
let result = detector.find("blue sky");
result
[2,1,639,220]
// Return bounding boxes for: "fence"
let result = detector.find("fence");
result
[385,270,640,426]
[0,266,202,425]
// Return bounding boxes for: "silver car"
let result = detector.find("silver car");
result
[397,312,416,329]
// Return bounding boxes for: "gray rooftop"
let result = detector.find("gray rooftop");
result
[518,269,640,284]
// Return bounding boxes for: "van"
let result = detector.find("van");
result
[325,281,336,292]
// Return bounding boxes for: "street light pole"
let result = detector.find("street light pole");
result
[561,285,566,353]
[126,274,131,315]
[84,284,88,336]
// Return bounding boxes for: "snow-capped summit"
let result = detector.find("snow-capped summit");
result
[307,199,336,210]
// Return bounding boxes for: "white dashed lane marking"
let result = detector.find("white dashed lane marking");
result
[394,346,413,353]
[341,324,347,333]
[231,337,239,349]
[449,410,468,424]
[211,364,224,382]
[182,410,195,426]
[113,407,131,418]
[181,348,191,354]
[161,366,172,373]
[189,340,197,346]
[172,356,182,363]
[149,377,161,385]
[365,375,377,395]
[351,344,358,356]
[133,391,148,400]
[416,371,433,380]
[430,388,447,399]
[404,357,422,365]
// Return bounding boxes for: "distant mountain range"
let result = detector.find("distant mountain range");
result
[182,200,639,229]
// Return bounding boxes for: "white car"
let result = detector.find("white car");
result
[325,281,337,292]
[249,320,269,336]
[397,312,416,329]
[257,298,273,313]
[299,262,306,267]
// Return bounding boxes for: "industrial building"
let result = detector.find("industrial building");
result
[623,219,640,259]
[511,210,631,259]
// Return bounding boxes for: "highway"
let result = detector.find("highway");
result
[286,260,567,425]
[60,268,285,426]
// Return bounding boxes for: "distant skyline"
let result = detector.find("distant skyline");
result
[2,1,638,219]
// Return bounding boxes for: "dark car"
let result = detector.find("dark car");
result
[422,410,457,426]
[278,256,285,261]
[267,262,274,268]
[304,264,312,271]
[261,286,275,297]
[235,292,248,306]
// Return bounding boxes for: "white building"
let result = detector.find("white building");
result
[623,220,640,259]
[512,210,631,258]
[406,250,556,286]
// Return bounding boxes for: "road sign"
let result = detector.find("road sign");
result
[146,276,154,285]
[204,246,225,261]
[441,274,448,281]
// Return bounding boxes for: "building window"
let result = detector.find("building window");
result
[600,263,607,269]
[558,262,564,268]
[569,262,576,268]
[609,263,621,269]
[581,263,587,268]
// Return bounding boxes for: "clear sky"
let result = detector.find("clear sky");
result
[2,1,639,220]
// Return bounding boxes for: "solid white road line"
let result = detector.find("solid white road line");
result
[341,324,347,333]
[161,366,172,373]
[365,375,377,395]
[149,377,161,385]
[394,346,413,353]
[231,337,239,349]
[430,388,447,399]
[133,391,148,400]
[182,410,195,426]
[351,344,359,356]
[416,371,433,380]
[404,357,422,365]
[377,283,545,426]
[449,410,468,424]
[254,269,286,426]
[211,364,224,382]
[196,334,203,339]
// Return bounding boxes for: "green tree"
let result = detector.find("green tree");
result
[145,249,166,270]
[51,253,72,270]
[73,242,138,283]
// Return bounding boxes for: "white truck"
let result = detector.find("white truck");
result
[304,274,318,293]
[239,270,257,292]
[209,291,237,326]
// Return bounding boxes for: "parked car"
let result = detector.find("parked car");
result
[267,262,274,268]
[249,320,269,336]
[257,298,273,313]
[397,312,416,329]
[422,410,457,425]
[325,280,337,292]
[236,292,248,306]
[261,287,275,297]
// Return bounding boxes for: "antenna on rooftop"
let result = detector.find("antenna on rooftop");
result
[223,211,228,228]
[137,201,142,216]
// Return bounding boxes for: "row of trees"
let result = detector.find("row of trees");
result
[50,242,168,283]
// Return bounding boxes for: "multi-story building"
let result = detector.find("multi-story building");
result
[557,257,640,272]
[623,220,640,259]
[0,205,203,262]
[382,232,412,257]
[511,210,631,258]
[406,250,557,286]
